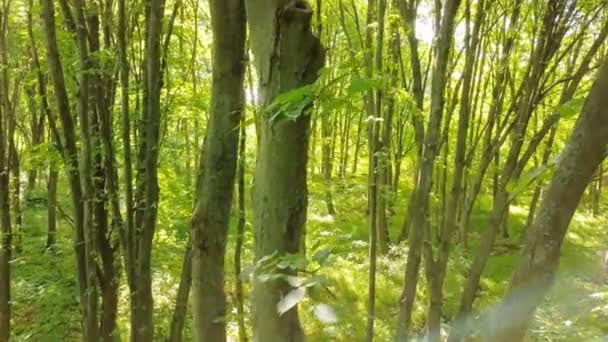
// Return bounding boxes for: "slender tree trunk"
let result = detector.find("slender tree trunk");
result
[168,238,193,342]
[86,10,122,340]
[592,163,602,217]
[116,0,139,336]
[394,0,426,244]
[46,166,58,251]
[321,114,336,215]
[425,2,486,339]
[235,113,248,342]
[247,1,324,340]
[352,108,365,175]
[9,142,21,253]
[365,0,381,339]
[483,54,608,342]
[41,0,95,339]
[0,1,12,337]
[395,0,462,339]
[71,1,101,337]
[130,0,166,338]
[374,0,390,257]
[191,0,246,340]
[452,3,577,337]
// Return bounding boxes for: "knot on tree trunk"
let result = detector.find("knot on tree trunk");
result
[278,0,324,87]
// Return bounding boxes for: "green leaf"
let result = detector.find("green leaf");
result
[507,152,563,199]
[266,84,318,123]
[302,275,328,288]
[558,98,585,119]
[346,77,380,96]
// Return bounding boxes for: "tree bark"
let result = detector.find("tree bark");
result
[70,1,100,337]
[247,1,324,340]
[190,0,246,340]
[591,164,602,217]
[168,238,193,342]
[0,1,12,337]
[46,167,58,250]
[235,112,248,342]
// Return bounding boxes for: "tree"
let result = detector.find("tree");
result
[247,0,324,340]
[483,53,608,342]
[0,0,12,339]
[190,0,246,340]
[40,0,97,338]
[395,0,462,339]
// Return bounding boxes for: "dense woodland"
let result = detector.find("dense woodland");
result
[0,0,607,340]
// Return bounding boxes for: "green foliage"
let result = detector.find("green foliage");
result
[507,152,564,200]
[267,84,318,123]
[559,97,586,120]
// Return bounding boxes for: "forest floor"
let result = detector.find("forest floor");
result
[9,175,608,341]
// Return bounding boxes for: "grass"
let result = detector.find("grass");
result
[8,174,608,341]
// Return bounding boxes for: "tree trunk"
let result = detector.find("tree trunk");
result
[41,0,92,338]
[247,0,324,340]
[483,54,608,342]
[235,113,248,342]
[425,1,486,339]
[46,167,58,251]
[321,112,336,214]
[86,10,122,340]
[375,0,391,257]
[71,1,100,338]
[191,0,246,340]
[0,1,12,337]
[131,0,165,338]
[116,0,138,335]
[9,140,21,253]
[168,238,193,342]
[395,0,462,339]
[591,163,602,217]
[524,126,558,239]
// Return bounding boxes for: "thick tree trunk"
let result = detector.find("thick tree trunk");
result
[483,54,608,342]
[247,1,324,340]
[524,126,558,239]
[191,0,246,340]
